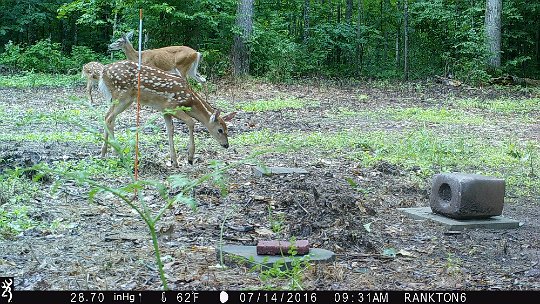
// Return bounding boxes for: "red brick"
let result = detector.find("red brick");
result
[256,240,310,256]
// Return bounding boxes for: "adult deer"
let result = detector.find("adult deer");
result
[98,60,235,166]
[108,31,206,83]
[81,61,104,103]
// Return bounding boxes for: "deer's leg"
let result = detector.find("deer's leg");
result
[187,52,206,83]
[172,112,196,165]
[87,79,94,104]
[172,68,183,77]
[163,114,178,167]
[101,98,133,157]
[186,122,195,165]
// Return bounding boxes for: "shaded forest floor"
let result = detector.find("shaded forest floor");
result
[0,79,539,290]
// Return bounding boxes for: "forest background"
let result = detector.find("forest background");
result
[0,0,538,83]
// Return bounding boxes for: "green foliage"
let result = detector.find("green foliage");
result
[251,21,301,81]
[382,107,486,125]
[68,45,103,72]
[0,40,106,74]
[0,170,40,238]
[0,41,22,67]
[267,206,285,234]
[0,73,82,88]
[1,0,539,81]
[411,0,491,82]
[19,39,64,73]
[453,97,540,114]
[445,253,463,276]
[202,49,230,78]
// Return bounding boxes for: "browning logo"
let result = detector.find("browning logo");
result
[0,278,13,303]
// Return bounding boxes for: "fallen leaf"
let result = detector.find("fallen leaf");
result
[255,227,275,236]
[363,222,372,233]
[397,249,417,257]
[382,248,396,258]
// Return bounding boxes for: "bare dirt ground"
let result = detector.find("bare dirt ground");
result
[0,80,539,291]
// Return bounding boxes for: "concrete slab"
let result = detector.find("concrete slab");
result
[216,245,335,270]
[399,207,520,230]
[253,166,309,177]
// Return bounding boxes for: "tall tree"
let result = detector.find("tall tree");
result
[356,0,364,74]
[232,0,254,76]
[346,0,353,24]
[303,0,310,43]
[403,0,409,80]
[485,0,502,69]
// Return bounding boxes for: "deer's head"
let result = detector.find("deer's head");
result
[206,110,237,149]
[108,31,134,51]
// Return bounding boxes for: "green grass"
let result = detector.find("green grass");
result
[1,76,537,201]
[383,107,486,125]
[5,107,102,127]
[0,73,82,88]
[0,130,100,143]
[334,106,486,125]
[453,97,540,114]
[52,157,131,179]
[233,128,539,196]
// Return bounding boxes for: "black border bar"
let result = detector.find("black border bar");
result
[1,290,538,304]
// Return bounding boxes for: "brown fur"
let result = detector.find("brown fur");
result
[81,61,104,103]
[108,32,206,83]
[98,61,234,166]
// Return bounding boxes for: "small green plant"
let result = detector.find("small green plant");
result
[218,207,238,268]
[250,238,311,290]
[445,253,462,276]
[357,94,369,101]
[454,97,540,115]
[0,169,41,238]
[345,177,369,196]
[268,206,286,234]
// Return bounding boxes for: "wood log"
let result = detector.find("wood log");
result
[489,75,540,86]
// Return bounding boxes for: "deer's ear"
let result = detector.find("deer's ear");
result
[125,31,134,41]
[222,111,237,122]
[210,110,219,122]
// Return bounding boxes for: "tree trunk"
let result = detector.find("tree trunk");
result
[395,0,401,68]
[232,0,254,77]
[403,0,409,81]
[395,30,399,67]
[484,0,502,69]
[346,0,353,24]
[536,20,540,69]
[303,0,310,43]
[383,0,391,62]
[356,0,364,75]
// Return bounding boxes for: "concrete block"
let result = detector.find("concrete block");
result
[217,245,335,270]
[253,166,308,177]
[399,207,520,230]
[257,240,309,255]
[430,173,505,219]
